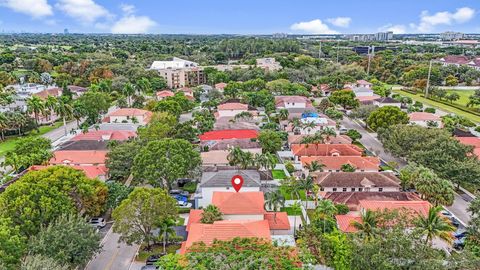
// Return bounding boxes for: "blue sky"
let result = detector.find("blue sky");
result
[0,0,479,34]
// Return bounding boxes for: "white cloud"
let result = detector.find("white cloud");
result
[56,0,111,24]
[0,0,53,18]
[111,15,156,34]
[326,17,351,28]
[378,24,406,34]
[412,7,475,32]
[290,19,339,34]
[120,3,135,15]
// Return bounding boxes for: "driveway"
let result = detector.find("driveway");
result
[85,227,139,270]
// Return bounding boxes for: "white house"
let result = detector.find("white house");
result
[352,87,374,97]
[275,96,311,109]
[103,108,153,125]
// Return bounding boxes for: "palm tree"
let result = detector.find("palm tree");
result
[414,206,455,244]
[158,218,176,254]
[0,112,8,140]
[123,83,135,107]
[304,161,325,173]
[254,153,268,170]
[27,96,45,130]
[136,77,152,94]
[353,209,379,241]
[54,97,73,136]
[44,95,57,123]
[298,175,315,208]
[321,127,337,142]
[200,205,223,224]
[282,177,302,201]
[264,190,285,221]
[227,146,244,166]
[278,109,289,120]
[289,118,302,133]
[290,201,302,236]
[315,199,337,219]
[239,151,254,169]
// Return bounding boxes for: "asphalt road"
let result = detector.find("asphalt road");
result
[85,227,139,270]
[341,116,472,226]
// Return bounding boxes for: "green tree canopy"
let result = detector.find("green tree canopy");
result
[367,106,408,131]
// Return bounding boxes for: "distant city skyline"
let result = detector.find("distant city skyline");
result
[0,0,479,35]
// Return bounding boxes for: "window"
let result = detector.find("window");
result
[351,188,355,191]
[342,188,347,192]
[320,187,324,191]
[358,188,363,192]
[332,188,337,192]
[379,188,383,192]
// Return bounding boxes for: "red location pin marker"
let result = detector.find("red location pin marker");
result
[231,175,244,192]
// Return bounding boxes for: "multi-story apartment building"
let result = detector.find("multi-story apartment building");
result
[150,57,206,89]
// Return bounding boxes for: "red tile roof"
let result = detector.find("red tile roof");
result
[106,108,153,123]
[49,150,108,165]
[300,156,380,171]
[71,130,137,141]
[455,137,480,156]
[357,95,381,102]
[217,102,249,110]
[264,212,290,230]
[359,200,431,217]
[198,129,258,141]
[335,214,362,233]
[186,209,203,231]
[30,165,107,179]
[180,220,271,254]
[212,191,265,215]
[156,90,174,98]
[408,112,441,121]
[288,135,352,145]
[215,82,227,89]
[291,144,363,157]
[440,55,470,65]
[356,80,372,85]
[33,88,62,99]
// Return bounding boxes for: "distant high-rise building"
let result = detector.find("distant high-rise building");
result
[440,31,464,41]
[272,33,288,39]
[64,28,69,34]
[375,31,393,41]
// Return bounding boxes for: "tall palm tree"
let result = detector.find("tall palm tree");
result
[44,95,57,123]
[27,96,45,130]
[298,175,315,208]
[123,83,135,107]
[54,97,73,136]
[315,199,337,219]
[227,146,243,166]
[282,177,302,201]
[0,112,8,140]
[239,151,254,169]
[290,201,302,236]
[158,218,176,254]
[254,153,268,171]
[414,206,455,244]
[289,118,302,133]
[264,190,285,221]
[353,209,379,241]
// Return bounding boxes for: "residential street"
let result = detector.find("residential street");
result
[341,116,472,226]
[85,228,139,270]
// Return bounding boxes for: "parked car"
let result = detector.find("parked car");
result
[169,189,189,197]
[454,230,468,239]
[88,217,106,229]
[176,178,192,187]
[339,126,348,134]
[178,201,192,208]
[453,237,466,250]
[146,253,165,265]
[450,217,460,227]
[440,210,452,218]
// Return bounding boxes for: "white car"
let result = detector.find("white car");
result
[178,201,192,208]
[88,217,106,229]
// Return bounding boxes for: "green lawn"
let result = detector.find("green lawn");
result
[279,186,307,200]
[137,244,181,261]
[0,122,63,157]
[271,169,287,180]
[281,207,302,215]
[446,90,475,106]
[393,90,480,123]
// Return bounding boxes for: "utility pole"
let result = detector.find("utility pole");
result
[425,59,433,98]
[319,41,322,59]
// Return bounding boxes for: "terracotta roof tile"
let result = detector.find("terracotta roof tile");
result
[336,214,362,233]
[264,212,290,230]
[186,209,203,231]
[456,137,480,156]
[217,103,249,110]
[288,135,352,145]
[29,165,107,179]
[212,191,265,215]
[291,144,363,157]
[180,220,271,254]
[300,156,380,171]
[408,112,440,121]
[198,129,259,141]
[156,90,175,98]
[359,200,431,217]
[49,150,108,165]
